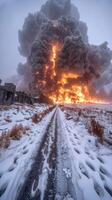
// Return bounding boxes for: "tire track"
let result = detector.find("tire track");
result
[56,108,80,200]
[16,110,57,200]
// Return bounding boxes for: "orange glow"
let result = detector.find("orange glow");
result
[44,65,49,79]
[37,43,106,104]
[58,72,80,85]
[50,45,57,77]
[48,74,105,104]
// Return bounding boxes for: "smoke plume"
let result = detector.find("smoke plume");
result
[18,0,112,101]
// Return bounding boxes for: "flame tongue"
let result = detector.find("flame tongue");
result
[50,45,57,77]
[37,44,105,104]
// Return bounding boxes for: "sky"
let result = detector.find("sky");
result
[0,0,112,82]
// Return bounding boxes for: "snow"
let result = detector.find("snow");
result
[0,103,50,136]
[66,103,112,111]
[31,113,57,200]
[63,168,72,179]
[0,103,112,200]
[0,104,55,200]
[58,106,112,200]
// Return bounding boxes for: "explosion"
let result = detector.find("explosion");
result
[18,0,112,103]
[35,43,106,104]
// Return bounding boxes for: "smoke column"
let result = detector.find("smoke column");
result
[18,0,112,101]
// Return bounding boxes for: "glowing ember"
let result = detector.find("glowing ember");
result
[36,43,106,104]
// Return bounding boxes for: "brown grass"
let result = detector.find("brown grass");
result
[0,105,55,149]
[32,113,42,123]
[31,105,55,124]
[90,119,104,144]
[0,124,30,149]
[9,124,24,140]
[0,132,10,148]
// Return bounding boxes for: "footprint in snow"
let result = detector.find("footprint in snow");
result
[13,156,19,164]
[0,183,8,197]
[85,161,95,171]
[17,148,22,152]
[97,156,104,164]
[88,154,94,160]
[79,162,90,178]
[74,136,79,140]
[0,172,3,179]
[93,181,104,197]
[30,141,33,144]
[63,193,74,200]
[99,173,105,181]
[70,138,74,143]
[23,145,27,150]
[8,156,19,172]
[77,141,81,145]
[8,164,16,172]
[99,166,111,177]
[72,142,77,146]
[104,183,112,197]
[85,148,90,155]
[74,148,80,154]
[23,149,29,155]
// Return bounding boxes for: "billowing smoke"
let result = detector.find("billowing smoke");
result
[18,0,112,101]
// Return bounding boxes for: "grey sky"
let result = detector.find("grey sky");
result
[73,0,112,47]
[0,0,112,81]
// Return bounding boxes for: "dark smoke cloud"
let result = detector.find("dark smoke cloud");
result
[40,0,80,20]
[18,0,112,100]
[17,62,33,92]
[18,12,47,57]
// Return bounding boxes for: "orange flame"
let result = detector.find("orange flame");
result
[37,43,106,104]
[50,45,57,77]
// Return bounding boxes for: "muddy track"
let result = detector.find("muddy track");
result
[16,110,57,200]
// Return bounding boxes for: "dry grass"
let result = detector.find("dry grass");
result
[0,132,10,148]
[0,105,55,149]
[32,113,43,123]
[90,119,104,144]
[9,124,24,140]
[9,124,30,139]
[31,105,55,124]
[0,124,30,149]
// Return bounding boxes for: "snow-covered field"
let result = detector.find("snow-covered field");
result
[0,103,55,200]
[66,103,112,111]
[0,103,112,200]
[58,107,112,200]
[0,103,51,136]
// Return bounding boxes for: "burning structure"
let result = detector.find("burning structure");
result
[18,0,112,104]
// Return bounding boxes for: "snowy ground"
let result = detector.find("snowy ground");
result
[0,103,51,136]
[0,104,112,200]
[58,107,112,200]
